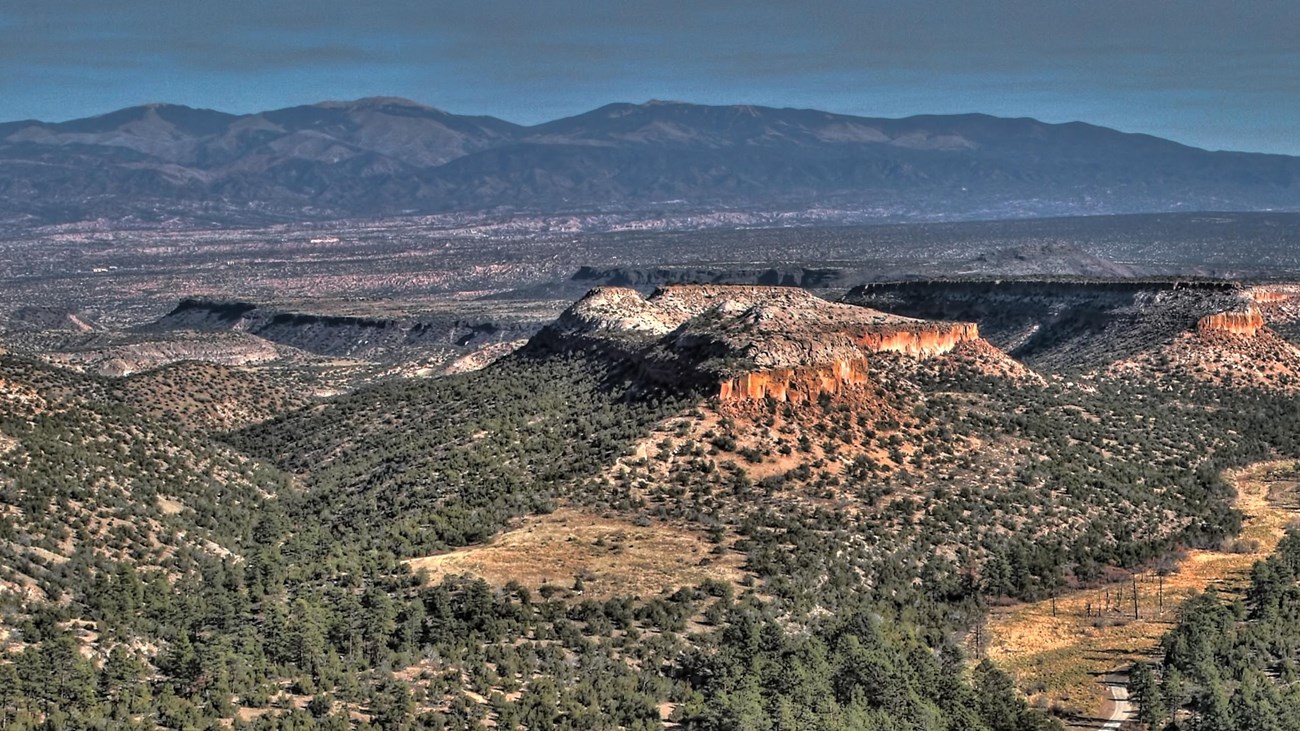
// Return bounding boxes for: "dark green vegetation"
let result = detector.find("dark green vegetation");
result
[596,355,1273,612]
[6,283,1300,729]
[0,356,284,595]
[241,352,695,554]
[1133,526,1300,730]
[0,349,1060,730]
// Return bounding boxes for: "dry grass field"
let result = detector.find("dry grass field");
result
[985,461,1300,727]
[406,507,748,601]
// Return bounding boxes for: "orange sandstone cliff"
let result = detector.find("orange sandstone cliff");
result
[714,321,982,403]
[852,322,981,357]
[717,358,870,403]
[547,284,983,403]
[1249,290,1292,304]
[1197,305,1265,337]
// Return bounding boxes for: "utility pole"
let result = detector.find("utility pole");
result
[1132,575,1140,619]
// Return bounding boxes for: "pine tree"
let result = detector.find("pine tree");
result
[1129,662,1165,730]
[101,645,148,712]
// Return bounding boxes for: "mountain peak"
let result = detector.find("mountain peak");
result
[1,99,1298,227]
[315,97,444,113]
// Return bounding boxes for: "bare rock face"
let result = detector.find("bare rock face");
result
[441,339,530,375]
[1197,305,1265,337]
[1247,286,1300,343]
[853,323,981,357]
[548,284,982,402]
[717,359,870,403]
[42,332,284,377]
[1247,288,1294,304]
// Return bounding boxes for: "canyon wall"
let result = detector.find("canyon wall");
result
[149,299,548,360]
[843,279,1250,371]
[715,322,978,403]
[1197,306,1265,337]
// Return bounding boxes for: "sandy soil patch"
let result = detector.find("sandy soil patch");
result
[157,497,184,515]
[406,507,747,600]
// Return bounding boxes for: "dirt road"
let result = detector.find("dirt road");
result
[1099,674,1132,730]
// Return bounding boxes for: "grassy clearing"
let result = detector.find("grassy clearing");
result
[406,507,748,600]
[985,460,1300,726]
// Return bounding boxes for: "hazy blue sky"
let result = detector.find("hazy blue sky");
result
[3,1,1297,154]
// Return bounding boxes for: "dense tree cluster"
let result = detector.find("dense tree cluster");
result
[1135,528,1300,730]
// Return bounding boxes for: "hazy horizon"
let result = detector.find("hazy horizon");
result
[3,1,1297,155]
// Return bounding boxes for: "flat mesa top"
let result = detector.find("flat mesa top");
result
[562,284,962,340]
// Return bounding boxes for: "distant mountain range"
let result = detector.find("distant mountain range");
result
[2,97,1299,227]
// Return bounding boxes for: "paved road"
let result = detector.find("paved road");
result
[1099,675,1132,731]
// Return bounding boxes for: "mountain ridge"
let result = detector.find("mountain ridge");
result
[3,99,1300,227]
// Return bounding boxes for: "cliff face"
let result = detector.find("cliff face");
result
[147,299,550,360]
[853,323,980,357]
[1248,289,1293,304]
[842,279,1246,371]
[1197,306,1265,337]
[718,359,869,403]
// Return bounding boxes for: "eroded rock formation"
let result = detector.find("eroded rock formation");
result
[1248,289,1293,304]
[853,323,981,357]
[150,298,550,361]
[547,284,983,403]
[1197,306,1265,337]
[718,359,869,403]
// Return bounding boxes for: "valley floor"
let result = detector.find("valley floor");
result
[986,460,1300,729]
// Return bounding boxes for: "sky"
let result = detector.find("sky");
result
[2,1,1298,154]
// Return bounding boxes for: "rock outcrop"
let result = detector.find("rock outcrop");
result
[854,323,981,357]
[717,359,870,403]
[1247,287,1300,342]
[1248,289,1293,304]
[545,284,982,402]
[40,332,284,377]
[1197,306,1265,337]
[551,286,683,339]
